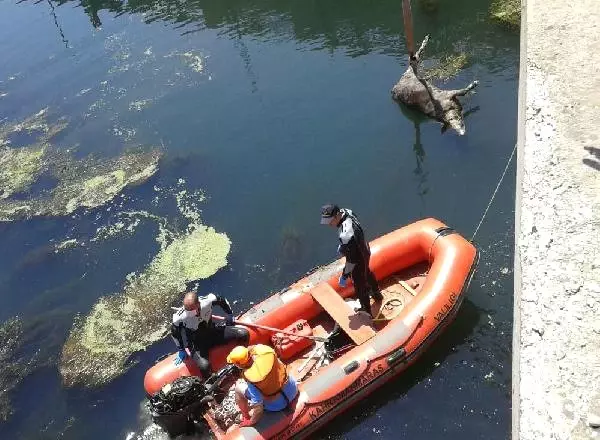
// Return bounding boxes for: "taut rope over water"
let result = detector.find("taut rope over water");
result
[471,143,518,242]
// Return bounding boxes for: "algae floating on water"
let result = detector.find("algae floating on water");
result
[54,149,161,215]
[0,317,26,421]
[0,144,47,199]
[0,109,162,221]
[60,219,231,387]
[128,99,153,112]
[0,313,69,421]
[424,53,470,81]
[0,108,68,199]
[490,0,521,29]
[0,149,161,221]
[164,50,205,74]
[55,238,79,253]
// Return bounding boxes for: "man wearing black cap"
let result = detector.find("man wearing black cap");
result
[320,204,383,317]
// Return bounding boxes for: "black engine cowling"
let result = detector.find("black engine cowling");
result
[150,376,207,414]
[148,376,208,437]
[148,364,239,438]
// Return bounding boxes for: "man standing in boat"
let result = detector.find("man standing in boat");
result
[225,344,298,431]
[320,204,383,317]
[171,291,249,378]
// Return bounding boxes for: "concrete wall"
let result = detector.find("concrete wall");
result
[513,0,600,439]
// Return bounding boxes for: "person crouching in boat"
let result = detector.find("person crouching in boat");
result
[226,345,298,430]
[171,291,249,378]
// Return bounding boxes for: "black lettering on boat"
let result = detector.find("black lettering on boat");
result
[304,364,387,424]
[283,364,393,439]
[434,292,458,322]
[277,419,304,439]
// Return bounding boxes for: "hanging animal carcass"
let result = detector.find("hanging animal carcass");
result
[391,35,478,135]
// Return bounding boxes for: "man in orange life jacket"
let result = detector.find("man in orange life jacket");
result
[226,344,298,430]
[320,203,383,318]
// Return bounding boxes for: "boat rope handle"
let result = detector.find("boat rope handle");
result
[470,142,517,243]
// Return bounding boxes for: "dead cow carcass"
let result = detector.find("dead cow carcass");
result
[391,35,478,135]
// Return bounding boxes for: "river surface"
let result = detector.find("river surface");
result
[0,0,518,438]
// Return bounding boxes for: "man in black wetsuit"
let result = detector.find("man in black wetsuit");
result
[171,291,249,378]
[320,204,383,318]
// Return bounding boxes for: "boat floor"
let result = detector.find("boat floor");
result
[205,271,427,435]
[286,271,426,381]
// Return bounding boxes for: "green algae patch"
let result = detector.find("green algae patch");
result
[55,150,160,215]
[0,314,67,421]
[0,317,26,421]
[424,53,470,81]
[165,51,205,73]
[55,239,79,253]
[91,210,167,242]
[490,0,521,29]
[0,108,68,199]
[0,148,161,221]
[60,224,231,387]
[0,109,161,221]
[0,108,68,149]
[0,144,47,199]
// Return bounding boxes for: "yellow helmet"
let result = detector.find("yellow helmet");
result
[227,346,250,367]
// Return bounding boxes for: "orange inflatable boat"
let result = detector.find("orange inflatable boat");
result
[144,218,478,439]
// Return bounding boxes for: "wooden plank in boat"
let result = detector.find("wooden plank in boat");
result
[310,283,376,345]
[399,280,418,296]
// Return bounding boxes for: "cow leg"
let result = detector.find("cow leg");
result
[414,35,430,63]
[448,80,479,98]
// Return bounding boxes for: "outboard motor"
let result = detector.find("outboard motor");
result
[149,375,207,437]
[148,364,239,438]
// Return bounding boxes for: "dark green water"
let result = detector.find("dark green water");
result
[0,0,518,438]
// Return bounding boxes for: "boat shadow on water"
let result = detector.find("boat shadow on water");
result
[318,298,482,438]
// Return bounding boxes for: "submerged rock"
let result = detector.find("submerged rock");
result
[418,0,439,14]
[60,223,231,387]
[279,225,304,264]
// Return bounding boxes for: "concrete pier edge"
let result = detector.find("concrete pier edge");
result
[513,0,600,438]
[512,0,527,437]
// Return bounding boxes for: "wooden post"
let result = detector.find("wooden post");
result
[402,0,415,57]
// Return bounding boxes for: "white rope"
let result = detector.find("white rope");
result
[470,143,518,242]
